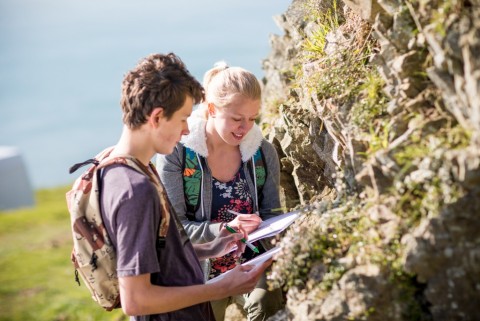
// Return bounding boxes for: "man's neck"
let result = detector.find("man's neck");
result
[112,125,153,166]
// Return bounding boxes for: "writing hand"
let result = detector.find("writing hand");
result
[228,211,262,234]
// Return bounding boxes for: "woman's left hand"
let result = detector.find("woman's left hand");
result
[208,225,247,258]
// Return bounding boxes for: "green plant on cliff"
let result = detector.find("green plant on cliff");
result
[351,71,388,128]
[391,135,468,225]
[302,0,341,58]
[360,121,391,158]
[269,203,359,293]
[427,0,460,37]
[269,0,459,316]
[269,0,391,296]
[300,4,387,126]
[267,0,479,319]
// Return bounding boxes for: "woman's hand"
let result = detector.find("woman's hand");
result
[228,213,262,234]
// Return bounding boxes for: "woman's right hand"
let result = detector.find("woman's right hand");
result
[228,214,262,234]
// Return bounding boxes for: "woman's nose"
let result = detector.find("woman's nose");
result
[239,119,248,130]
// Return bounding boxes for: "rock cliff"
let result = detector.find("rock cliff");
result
[261,0,480,320]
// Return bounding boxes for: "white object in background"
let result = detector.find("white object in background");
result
[0,146,35,211]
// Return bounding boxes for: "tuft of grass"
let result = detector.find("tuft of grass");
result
[0,186,126,321]
[302,0,341,59]
[351,71,388,128]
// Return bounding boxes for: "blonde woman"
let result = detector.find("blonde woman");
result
[157,62,284,321]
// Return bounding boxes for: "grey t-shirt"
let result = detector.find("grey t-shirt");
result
[101,164,215,321]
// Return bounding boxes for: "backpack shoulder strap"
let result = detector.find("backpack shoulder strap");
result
[182,146,203,220]
[102,156,171,239]
[250,146,267,206]
[66,147,120,310]
[253,147,267,189]
[180,145,266,218]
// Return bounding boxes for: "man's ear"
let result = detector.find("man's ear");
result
[150,107,165,127]
[207,103,216,118]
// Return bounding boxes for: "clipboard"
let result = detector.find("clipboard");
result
[206,246,281,284]
[247,210,300,243]
[223,209,301,254]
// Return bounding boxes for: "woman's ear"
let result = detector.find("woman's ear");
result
[207,103,216,118]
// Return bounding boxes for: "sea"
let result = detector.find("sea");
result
[0,0,291,189]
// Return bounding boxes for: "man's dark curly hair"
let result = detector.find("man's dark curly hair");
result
[121,53,204,129]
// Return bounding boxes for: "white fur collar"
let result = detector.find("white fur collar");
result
[181,109,263,162]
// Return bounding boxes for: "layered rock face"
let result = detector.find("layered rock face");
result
[261,0,480,320]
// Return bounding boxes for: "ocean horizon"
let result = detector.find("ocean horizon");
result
[0,0,291,189]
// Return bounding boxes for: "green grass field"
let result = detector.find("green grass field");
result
[0,187,126,321]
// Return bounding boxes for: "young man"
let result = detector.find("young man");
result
[100,53,271,321]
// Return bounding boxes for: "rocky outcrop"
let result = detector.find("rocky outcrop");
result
[261,0,480,320]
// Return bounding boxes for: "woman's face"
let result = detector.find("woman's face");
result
[212,96,261,146]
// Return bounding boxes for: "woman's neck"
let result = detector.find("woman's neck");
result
[205,119,238,154]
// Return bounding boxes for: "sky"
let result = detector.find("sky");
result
[0,0,292,189]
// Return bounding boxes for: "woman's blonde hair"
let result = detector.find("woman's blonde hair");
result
[203,61,261,109]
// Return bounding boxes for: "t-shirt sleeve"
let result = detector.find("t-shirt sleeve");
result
[101,165,161,278]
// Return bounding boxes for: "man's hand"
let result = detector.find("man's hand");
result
[209,259,273,298]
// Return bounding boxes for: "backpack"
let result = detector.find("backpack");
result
[66,147,170,311]
[182,146,267,220]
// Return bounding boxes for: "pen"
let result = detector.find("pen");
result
[224,224,259,254]
[227,209,242,216]
[228,209,260,216]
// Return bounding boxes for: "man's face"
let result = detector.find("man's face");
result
[155,96,193,155]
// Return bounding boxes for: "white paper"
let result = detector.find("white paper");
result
[224,209,301,254]
[206,246,281,284]
[244,245,282,266]
[247,211,299,243]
